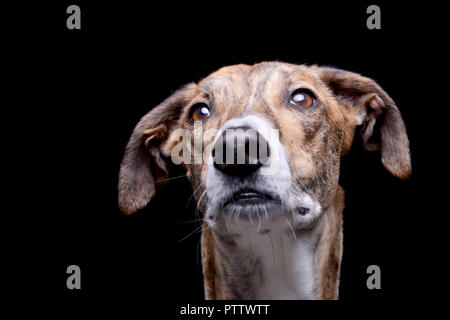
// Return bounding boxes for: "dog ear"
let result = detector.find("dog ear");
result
[316,66,411,179]
[118,83,196,215]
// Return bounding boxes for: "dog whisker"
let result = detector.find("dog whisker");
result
[286,219,297,240]
[248,207,255,226]
[186,182,205,211]
[177,224,204,243]
[224,209,231,233]
[196,189,208,223]
[196,224,210,234]
[257,211,262,233]
[176,218,204,224]
[268,233,275,269]
[154,174,187,184]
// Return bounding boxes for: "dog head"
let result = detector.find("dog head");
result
[118,62,410,234]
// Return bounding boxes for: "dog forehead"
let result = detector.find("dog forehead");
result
[198,62,319,96]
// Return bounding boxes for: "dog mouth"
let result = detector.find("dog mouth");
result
[223,188,281,208]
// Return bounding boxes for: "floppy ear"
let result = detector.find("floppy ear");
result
[316,66,411,179]
[118,83,196,215]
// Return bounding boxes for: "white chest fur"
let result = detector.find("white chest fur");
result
[241,228,318,300]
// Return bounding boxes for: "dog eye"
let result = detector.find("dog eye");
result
[189,103,211,122]
[290,89,316,109]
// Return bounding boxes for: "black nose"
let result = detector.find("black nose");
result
[212,126,270,177]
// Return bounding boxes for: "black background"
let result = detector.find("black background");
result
[9,0,447,316]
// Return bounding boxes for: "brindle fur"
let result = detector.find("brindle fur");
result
[118,62,411,299]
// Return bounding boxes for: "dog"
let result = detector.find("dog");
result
[118,62,411,300]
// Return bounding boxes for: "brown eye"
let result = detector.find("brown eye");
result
[290,89,316,109]
[189,103,211,122]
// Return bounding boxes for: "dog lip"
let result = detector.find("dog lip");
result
[223,189,280,207]
[235,191,264,200]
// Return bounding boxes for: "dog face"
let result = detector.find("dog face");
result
[118,62,410,235]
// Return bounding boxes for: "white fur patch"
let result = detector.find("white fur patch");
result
[242,224,318,299]
[204,114,323,299]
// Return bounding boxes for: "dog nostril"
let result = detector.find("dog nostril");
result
[297,207,310,215]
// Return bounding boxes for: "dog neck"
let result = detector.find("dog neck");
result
[201,186,344,300]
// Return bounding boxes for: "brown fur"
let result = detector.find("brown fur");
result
[118,62,411,299]
[314,186,345,299]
